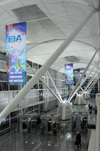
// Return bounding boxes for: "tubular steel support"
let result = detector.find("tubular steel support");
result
[85,75,97,91]
[68,49,99,102]
[82,63,100,91]
[27,63,62,102]
[0,8,96,119]
[47,71,63,101]
[78,66,97,93]
[88,74,100,91]
[85,68,100,91]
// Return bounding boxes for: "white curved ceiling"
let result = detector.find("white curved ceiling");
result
[0,0,100,75]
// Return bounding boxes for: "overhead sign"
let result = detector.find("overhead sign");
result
[65,64,73,85]
[74,69,80,85]
[6,22,26,85]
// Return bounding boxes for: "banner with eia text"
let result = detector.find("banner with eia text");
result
[6,22,26,85]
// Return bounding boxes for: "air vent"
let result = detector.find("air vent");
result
[65,56,79,63]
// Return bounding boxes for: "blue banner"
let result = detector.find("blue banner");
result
[80,72,86,85]
[74,69,80,85]
[65,64,73,85]
[6,22,26,85]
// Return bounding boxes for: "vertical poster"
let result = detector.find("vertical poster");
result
[74,69,80,85]
[6,22,26,85]
[80,72,86,85]
[65,64,73,85]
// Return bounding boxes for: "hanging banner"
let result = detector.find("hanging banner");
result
[80,72,86,85]
[74,69,80,85]
[6,22,26,85]
[65,64,73,85]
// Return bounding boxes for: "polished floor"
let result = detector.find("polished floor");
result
[0,117,93,151]
[0,125,90,151]
[0,98,96,151]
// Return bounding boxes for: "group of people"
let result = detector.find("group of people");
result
[88,104,93,113]
[88,104,97,114]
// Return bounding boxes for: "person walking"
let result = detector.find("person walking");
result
[75,132,81,148]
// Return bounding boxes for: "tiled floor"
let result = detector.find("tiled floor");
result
[0,119,91,151]
[0,127,90,151]
[0,98,96,151]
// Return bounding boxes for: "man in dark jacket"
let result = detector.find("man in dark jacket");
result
[76,132,81,148]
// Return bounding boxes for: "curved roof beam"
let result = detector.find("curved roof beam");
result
[74,39,99,50]
[27,38,65,51]
[57,61,96,71]
[27,38,97,52]
[0,7,97,119]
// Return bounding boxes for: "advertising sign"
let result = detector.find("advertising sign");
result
[6,22,26,85]
[80,72,86,85]
[74,69,80,85]
[65,64,73,85]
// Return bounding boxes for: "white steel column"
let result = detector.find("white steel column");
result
[93,1,100,151]
[47,71,63,101]
[80,65,97,90]
[0,8,96,119]
[88,77,99,90]
[71,64,97,93]
[85,73,98,91]
[96,0,100,92]
[82,62,100,91]
[68,49,99,102]
[67,65,98,101]
[27,63,62,102]
[88,74,100,91]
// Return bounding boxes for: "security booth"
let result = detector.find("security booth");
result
[40,114,61,135]
[17,112,39,133]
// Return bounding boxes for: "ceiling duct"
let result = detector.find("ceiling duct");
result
[65,56,79,63]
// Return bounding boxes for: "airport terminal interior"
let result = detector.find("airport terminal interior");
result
[0,0,100,151]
